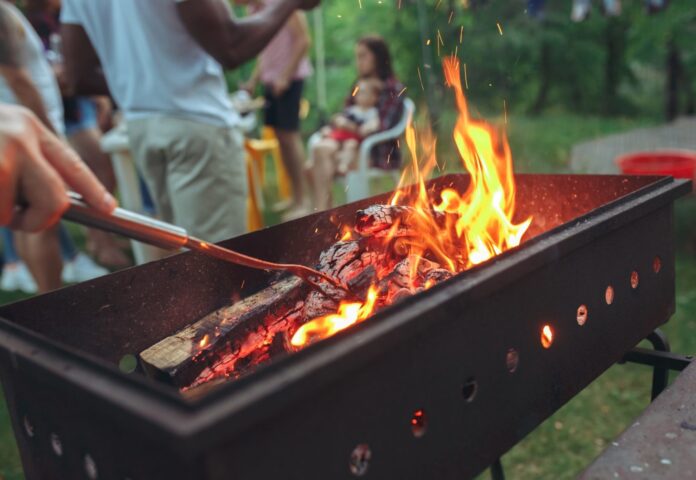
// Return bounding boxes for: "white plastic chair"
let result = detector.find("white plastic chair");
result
[308,97,415,203]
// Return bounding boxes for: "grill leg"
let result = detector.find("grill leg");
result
[645,329,670,401]
[620,329,692,401]
[490,458,505,480]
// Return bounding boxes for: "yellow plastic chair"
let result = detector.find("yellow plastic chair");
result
[261,126,293,202]
[244,98,311,230]
[244,140,271,232]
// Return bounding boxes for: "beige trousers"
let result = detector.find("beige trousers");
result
[127,116,247,242]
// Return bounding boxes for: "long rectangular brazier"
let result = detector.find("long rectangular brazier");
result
[0,174,689,479]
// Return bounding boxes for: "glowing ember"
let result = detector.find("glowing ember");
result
[541,325,554,349]
[289,56,531,351]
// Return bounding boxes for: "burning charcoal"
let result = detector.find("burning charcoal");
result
[346,265,377,294]
[316,240,362,275]
[390,288,413,304]
[425,268,452,284]
[355,205,412,236]
[355,204,446,237]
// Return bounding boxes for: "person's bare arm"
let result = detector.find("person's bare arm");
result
[60,24,110,96]
[270,11,310,96]
[0,66,58,133]
[0,5,56,133]
[176,0,318,70]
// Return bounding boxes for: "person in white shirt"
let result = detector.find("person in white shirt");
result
[61,0,320,242]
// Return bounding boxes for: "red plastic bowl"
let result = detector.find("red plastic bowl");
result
[616,150,696,179]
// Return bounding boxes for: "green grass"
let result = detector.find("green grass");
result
[1,113,693,479]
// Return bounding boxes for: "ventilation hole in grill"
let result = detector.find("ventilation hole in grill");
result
[118,354,137,374]
[630,271,639,289]
[23,416,34,438]
[410,409,427,438]
[461,377,478,402]
[506,348,519,373]
[50,433,63,457]
[349,444,371,476]
[605,286,614,305]
[653,256,662,273]
[84,454,98,480]
[541,325,554,349]
[577,305,588,326]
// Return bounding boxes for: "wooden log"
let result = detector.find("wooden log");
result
[139,276,305,388]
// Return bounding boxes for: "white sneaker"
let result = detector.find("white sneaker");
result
[1,262,38,294]
[61,253,109,283]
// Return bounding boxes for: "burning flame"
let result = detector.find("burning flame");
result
[391,56,532,272]
[290,57,531,350]
[291,285,378,348]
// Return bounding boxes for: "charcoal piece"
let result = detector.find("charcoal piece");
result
[355,205,412,236]
[355,204,446,237]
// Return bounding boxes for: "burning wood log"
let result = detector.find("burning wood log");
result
[140,276,305,387]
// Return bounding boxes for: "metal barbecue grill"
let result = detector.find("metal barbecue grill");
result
[0,173,689,480]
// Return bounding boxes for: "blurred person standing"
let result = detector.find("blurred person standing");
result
[61,0,320,243]
[25,0,130,269]
[240,0,312,220]
[0,0,66,292]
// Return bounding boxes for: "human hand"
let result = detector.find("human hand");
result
[0,104,116,232]
[271,77,290,97]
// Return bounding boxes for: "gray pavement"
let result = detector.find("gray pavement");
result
[570,117,696,174]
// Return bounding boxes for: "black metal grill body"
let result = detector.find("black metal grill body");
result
[0,174,688,480]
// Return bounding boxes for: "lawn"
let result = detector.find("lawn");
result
[1,112,694,479]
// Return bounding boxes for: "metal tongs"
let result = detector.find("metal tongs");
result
[64,192,348,295]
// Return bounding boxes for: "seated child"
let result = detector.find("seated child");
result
[321,78,382,174]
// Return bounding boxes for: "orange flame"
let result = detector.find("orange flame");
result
[290,285,378,348]
[391,56,532,271]
[340,225,354,241]
[290,57,531,350]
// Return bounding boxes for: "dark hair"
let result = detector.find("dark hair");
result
[358,35,394,81]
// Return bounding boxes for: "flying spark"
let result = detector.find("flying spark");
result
[496,22,504,35]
